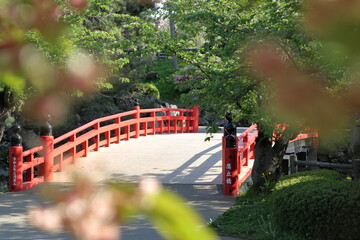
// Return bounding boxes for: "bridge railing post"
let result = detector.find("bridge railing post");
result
[222,112,239,196]
[250,139,255,160]
[9,123,23,192]
[94,122,100,151]
[222,136,226,185]
[166,110,171,133]
[39,119,54,182]
[243,135,249,166]
[150,111,156,135]
[133,100,140,138]
[192,105,199,133]
[223,140,239,196]
[115,116,121,144]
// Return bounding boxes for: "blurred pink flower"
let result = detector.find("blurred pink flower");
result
[28,177,164,240]
[28,178,121,240]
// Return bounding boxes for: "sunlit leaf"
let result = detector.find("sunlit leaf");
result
[145,190,219,240]
[1,71,26,91]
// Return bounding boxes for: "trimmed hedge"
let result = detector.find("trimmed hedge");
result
[270,170,360,240]
[273,169,340,191]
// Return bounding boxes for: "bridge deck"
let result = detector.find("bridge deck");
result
[53,127,253,185]
[0,127,252,240]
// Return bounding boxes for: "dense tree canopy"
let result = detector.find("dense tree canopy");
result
[156,0,309,130]
[0,0,159,141]
[2,0,360,187]
[155,0,360,185]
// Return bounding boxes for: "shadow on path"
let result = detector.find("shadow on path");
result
[0,184,240,240]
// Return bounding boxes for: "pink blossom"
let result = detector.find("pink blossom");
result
[28,178,120,240]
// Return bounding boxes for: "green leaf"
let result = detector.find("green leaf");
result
[145,190,219,240]
[1,72,26,92]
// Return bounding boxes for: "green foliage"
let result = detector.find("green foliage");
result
[154,0,354,135]
[4,116,15,127]
[143,188,218,240]
[122,54,157,84]
[59,0,129,76]
[273,169,340,191]
[153,0,318,131]
[111,0,155,16]
[52,94,121,135]
[211,190,272,239]
[25,30,69,66]
[52,91,163,136]
[270,170,360,240]
[211,189,302,240]
[149,59,184,102]
[131,83,160,99]
[259,172,277,193]
[213,170,359,240]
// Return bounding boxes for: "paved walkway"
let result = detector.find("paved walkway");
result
[0,127,253,240]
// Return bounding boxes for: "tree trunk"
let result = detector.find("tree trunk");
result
[0,87,18,142]
[252,128,288,188]
[349,121,360,158]
[168,5,178,70]
[0,112,10,142]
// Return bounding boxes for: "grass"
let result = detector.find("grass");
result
[212,170,343,240]
[210,189,303,240]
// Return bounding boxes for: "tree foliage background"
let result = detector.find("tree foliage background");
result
[2,0,360,239]
[153,0,360,186]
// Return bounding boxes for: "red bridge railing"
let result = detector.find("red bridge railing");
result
[9,105,199,192]
[222,124,258,196]
[222,124,318,196]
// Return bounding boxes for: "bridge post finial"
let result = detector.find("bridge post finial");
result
[39,115,53,136]
[224,112,237,148]
[39,115,54,182]
[133,99,140,138]
[10,123,22,147]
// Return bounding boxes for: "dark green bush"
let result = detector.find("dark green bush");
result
[131,83,160,99]
[270,170,360,240]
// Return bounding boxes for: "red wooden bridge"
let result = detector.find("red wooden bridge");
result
[8,105,317,196]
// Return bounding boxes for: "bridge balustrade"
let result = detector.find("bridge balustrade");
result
[222,124,318,196]
[8,105,199,192]
[222,124,258,196]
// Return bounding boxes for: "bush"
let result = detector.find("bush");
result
[270,170,360,240]
[273,169,340,191]
[131,83,160,99]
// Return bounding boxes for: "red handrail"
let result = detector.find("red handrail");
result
[222,124,258,196]
[236,124,258,168]
[9,105,199,192]
[222,124,318,196]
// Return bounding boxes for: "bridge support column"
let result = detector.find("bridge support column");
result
[192,105,199,133]
[39,119,54,182]
[133,101,140,138]
[223,147,239,196]
[9,123,23,192]
[222,112,239,196]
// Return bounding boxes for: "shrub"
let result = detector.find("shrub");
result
[270,170,360,240]
[131,83,160,99]
[273,169,340,191]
